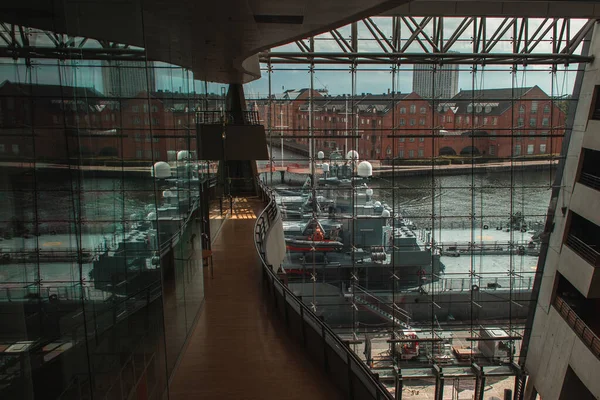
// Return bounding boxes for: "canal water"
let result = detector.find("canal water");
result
[266,144,555,230]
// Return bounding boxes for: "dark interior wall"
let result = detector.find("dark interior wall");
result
[559,366,595,400]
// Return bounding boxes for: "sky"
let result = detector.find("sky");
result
[242,64,580,100]
[0,17,588,99]
[243,17,588,99]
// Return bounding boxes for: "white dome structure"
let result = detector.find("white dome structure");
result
[177,150,191,161]
[146,211,157,220]
[317,151,325,160]
[365,188,374,196]
[162,189,176,198]
[322,163,330,172]
[374,201,382,208]
[346,150,359,160]
[357,160,373,177]
[151,161,171,178]
[381,209,391,218]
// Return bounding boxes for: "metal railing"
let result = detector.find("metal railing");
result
[565,234,600,266]
[579,172,600,191]
[196,110,261,125]
[254,178,393,400]
[554,296,600,360]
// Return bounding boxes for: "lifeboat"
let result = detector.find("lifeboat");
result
[285,238,344,253]
[285,218,343,253]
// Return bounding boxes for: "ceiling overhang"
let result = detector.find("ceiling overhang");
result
[0,0,410,84]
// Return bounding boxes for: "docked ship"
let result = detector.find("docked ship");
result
[274,151,444,289]
[90,153,207,296]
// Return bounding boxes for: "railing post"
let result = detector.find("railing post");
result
[272,277,278,308]
[300,306,306,347]
[347,352,355,400]
[322,324,329,373]
[283,290,289,326]
[395,369,403,400]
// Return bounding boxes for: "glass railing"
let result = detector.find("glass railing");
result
[554,296,600,360]
[255,179,393,400]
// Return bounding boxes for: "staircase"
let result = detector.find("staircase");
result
[352,285,411,329]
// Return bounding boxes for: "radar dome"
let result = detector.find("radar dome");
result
[177,150,192,161]
[322,163,330,172]
[381,209,391,218]
[317,151,325,160]
[357,161,373,177]
[146,212,157,220]
[374,201,382,208]
[366,188,374,196]
[346,150,359,160]
[151,161,171,178]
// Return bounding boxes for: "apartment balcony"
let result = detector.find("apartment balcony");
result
[577,149,600,194]
[553,296,600,361]
[583,120,600,152]
[560,235,600,298]
[580,172,600,190]
[559,212,600,297]
[565,234,600,267]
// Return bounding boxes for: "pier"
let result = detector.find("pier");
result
[258,158,559,179]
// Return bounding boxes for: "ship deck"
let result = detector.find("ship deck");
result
[168,197,343,399]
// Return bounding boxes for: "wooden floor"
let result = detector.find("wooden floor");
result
[168,198,343,399]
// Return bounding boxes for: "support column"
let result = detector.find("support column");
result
[226,83,246,124]
[217,83,259,196]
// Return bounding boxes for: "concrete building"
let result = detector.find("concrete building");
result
[412,64,459,100]
[523,25,600,400]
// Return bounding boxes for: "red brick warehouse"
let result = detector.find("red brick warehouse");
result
[255,86,565,161]
[0,80,216,163]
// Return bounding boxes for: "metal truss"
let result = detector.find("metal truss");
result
[260,17,596,65]
[0,23,146,61]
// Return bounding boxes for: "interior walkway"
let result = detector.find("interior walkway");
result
[168,197,343,399]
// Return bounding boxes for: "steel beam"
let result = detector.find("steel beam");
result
[260,16,595,66]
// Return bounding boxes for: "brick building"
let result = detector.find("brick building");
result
[0,80,210,162]
[256,85,566,161]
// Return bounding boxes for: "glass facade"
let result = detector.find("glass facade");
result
[0,26,227,399]
[0,11,594,400]
[248,16,588,397]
